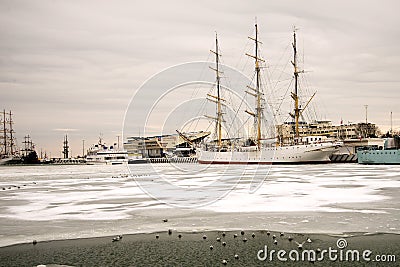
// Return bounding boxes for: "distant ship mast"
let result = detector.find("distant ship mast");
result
[2,110,6,155]
[9,111,14,154]
[245,23,265,148]
[1,110,17,156]
[21,135,34,157]
[63,134,69,159]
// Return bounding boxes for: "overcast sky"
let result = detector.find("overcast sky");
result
[1,0,399,156]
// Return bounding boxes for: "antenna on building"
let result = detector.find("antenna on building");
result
[390,111,393,135]
[82,139,85,157]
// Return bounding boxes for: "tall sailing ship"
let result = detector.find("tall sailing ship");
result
[0,110,20,165]
[197,24,341,164]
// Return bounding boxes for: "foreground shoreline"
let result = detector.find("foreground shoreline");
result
[1,230,399,266]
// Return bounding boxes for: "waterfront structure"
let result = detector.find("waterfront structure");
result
[276,121,379,145]
[124,137,146,159]
[124,131,210,159]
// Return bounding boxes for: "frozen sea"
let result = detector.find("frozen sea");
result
[0,163,399,247]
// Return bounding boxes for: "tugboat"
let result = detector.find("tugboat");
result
[357,135,400,164]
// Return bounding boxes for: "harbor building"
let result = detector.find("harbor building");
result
[124,131,210,159]
[276,121,379,145]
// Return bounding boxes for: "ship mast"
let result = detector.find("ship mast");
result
[208,33,224,149]
[245,23,264,148]
[63,134,69,159]
[215,34,222,149]
[292,30,300,140]
[291,28,301,141]
[9,110,14,154]
[2,110,6,155]
[255,24,262,148]
[22,135,33,157]
[289,29,316,142]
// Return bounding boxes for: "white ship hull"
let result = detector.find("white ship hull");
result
[0,156,13,165]
[86,151,128,165]
[357,149,400,165]
[197,143,339,164]
[86,159,128,165]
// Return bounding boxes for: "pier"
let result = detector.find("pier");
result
[147,157,198,164]
[329,154,357,163]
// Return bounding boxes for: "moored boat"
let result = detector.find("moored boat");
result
[357,136,400,164]
[197,24,340,164]
[86,138,128,165]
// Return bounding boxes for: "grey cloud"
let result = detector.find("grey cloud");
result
[0,0,399,155]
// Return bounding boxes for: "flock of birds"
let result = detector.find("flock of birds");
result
[1,181,36,191]
[29,217,320,265]
[198,230,313,265]
[144,219,317,265]
[111,174,130,179]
